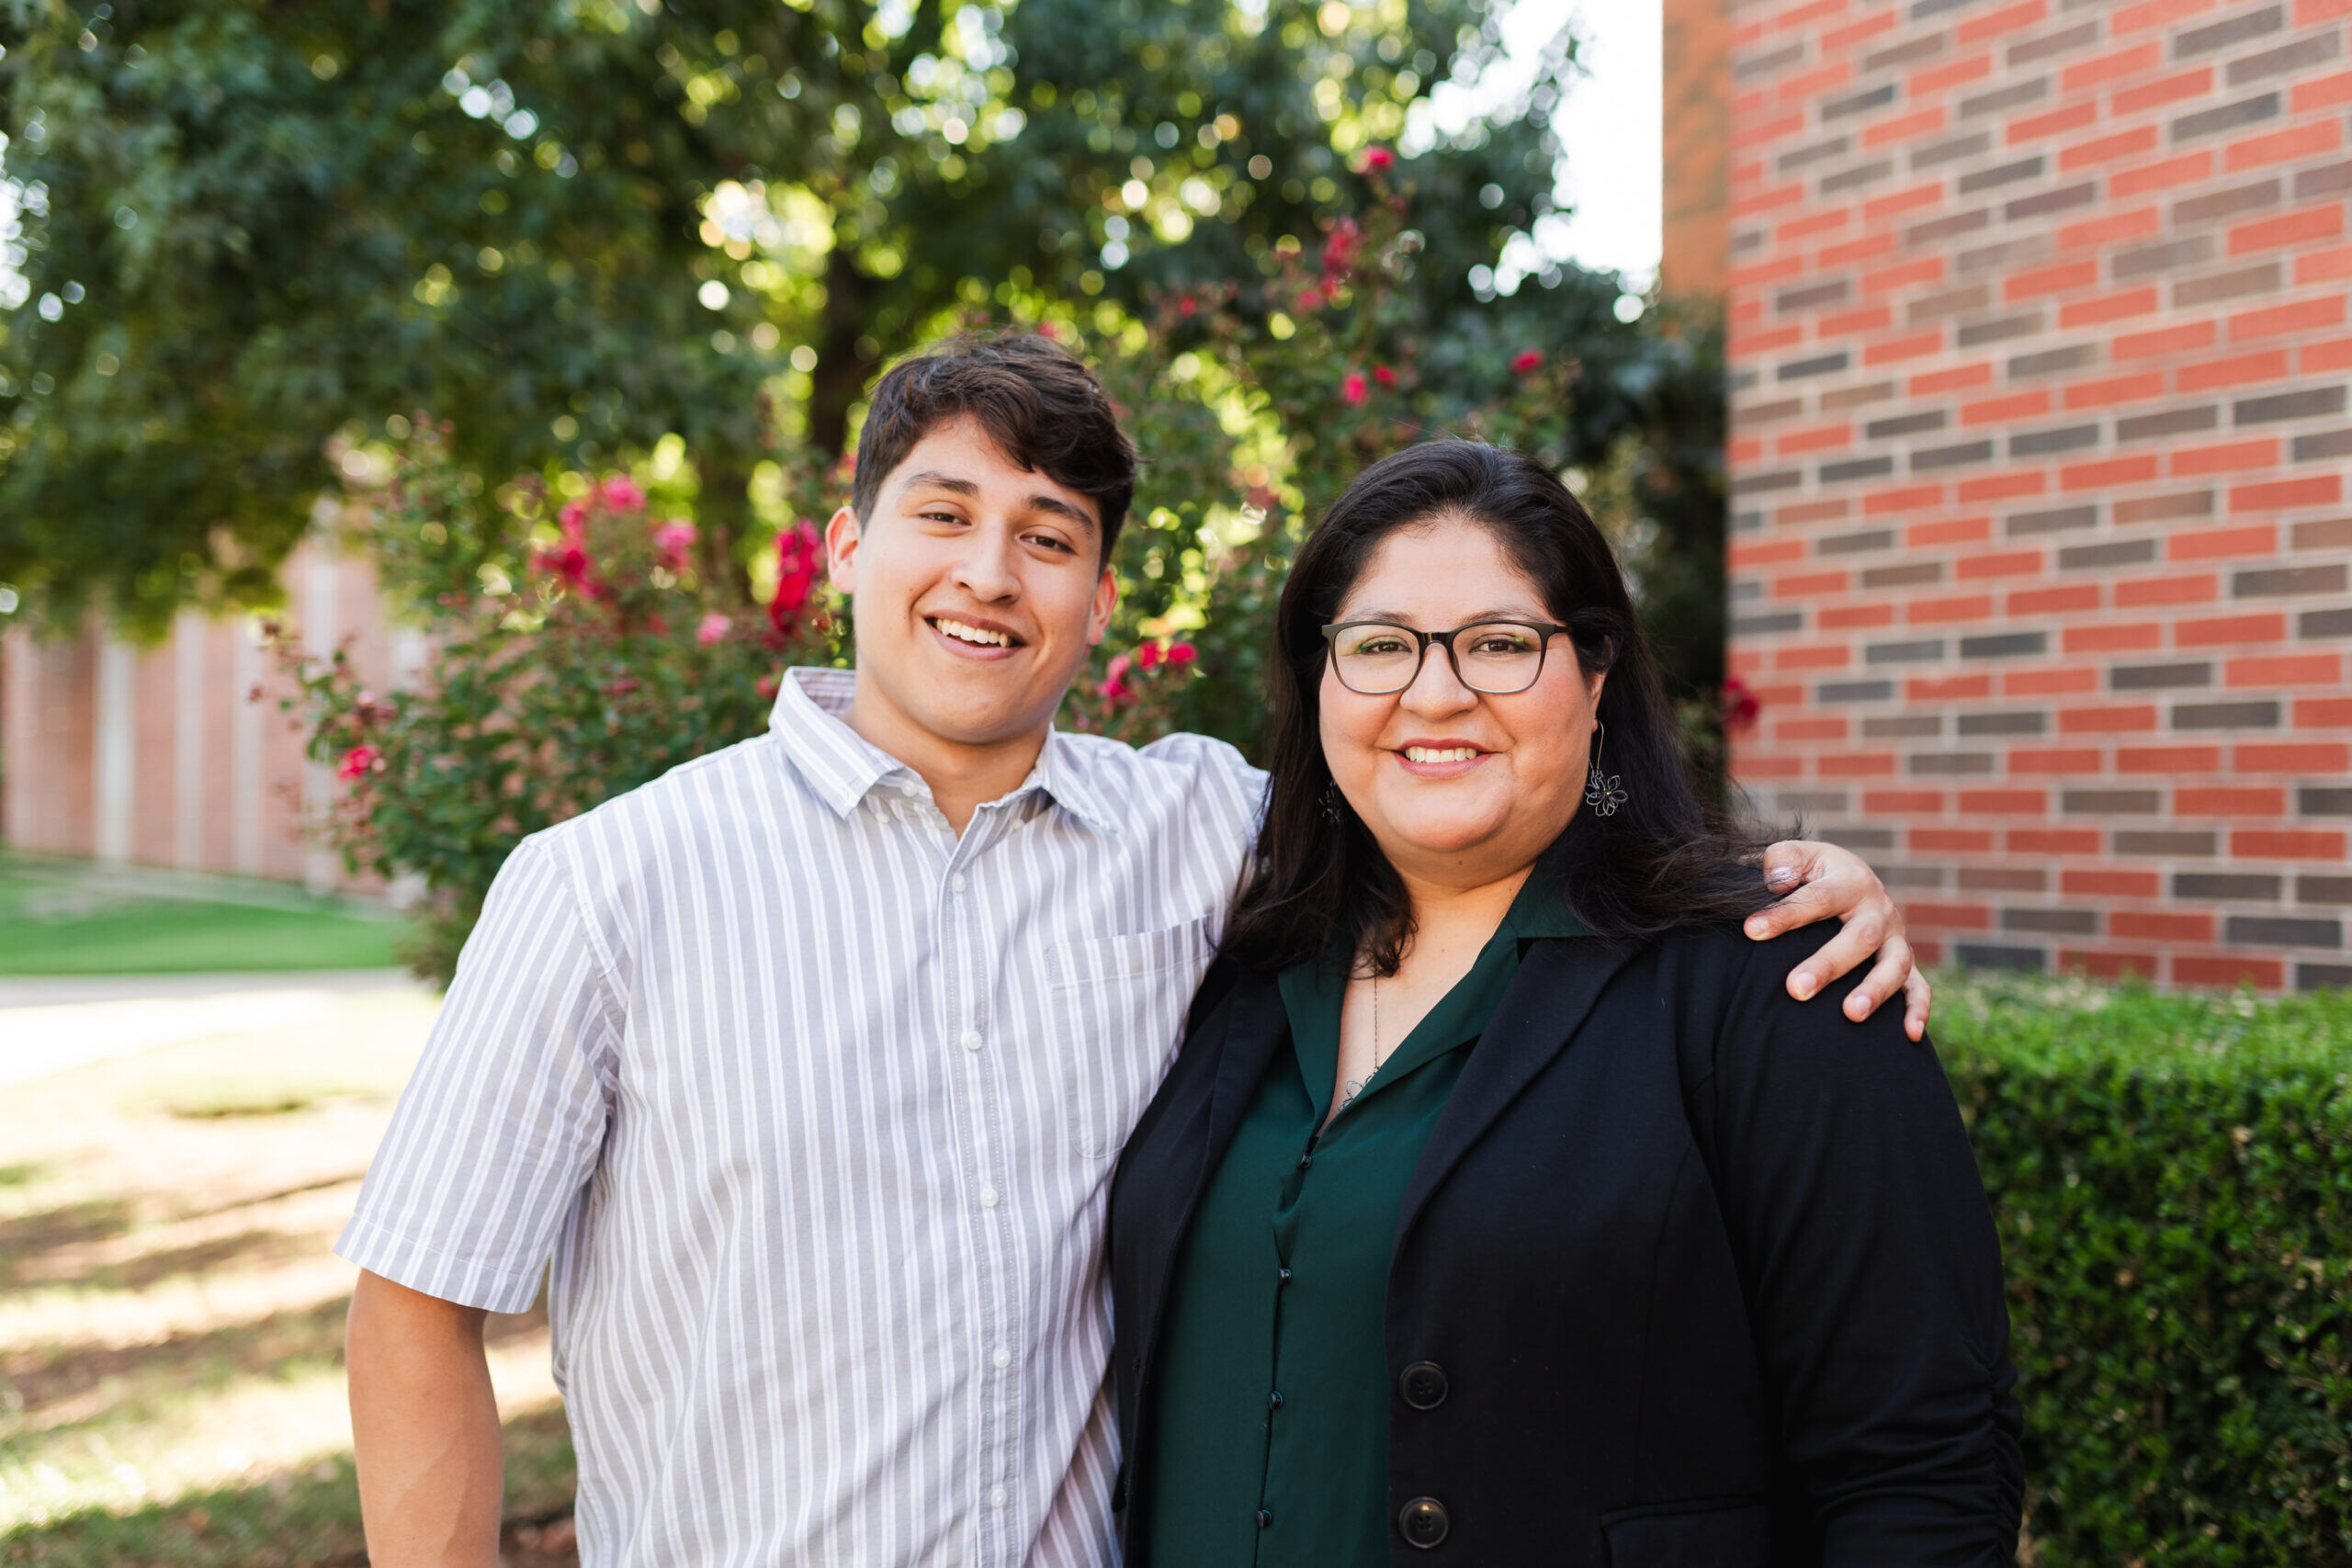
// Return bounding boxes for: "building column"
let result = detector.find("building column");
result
[94,634,137,864]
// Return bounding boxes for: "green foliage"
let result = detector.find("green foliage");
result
[1933,973,2352,1566]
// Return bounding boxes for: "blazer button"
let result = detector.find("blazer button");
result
[1398,1496,1450,1549]
[1398,1360,1449,1410]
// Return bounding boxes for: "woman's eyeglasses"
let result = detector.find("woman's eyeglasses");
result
[1320,619,1574,696]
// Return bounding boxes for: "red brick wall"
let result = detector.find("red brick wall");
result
[1721,0,2352,991]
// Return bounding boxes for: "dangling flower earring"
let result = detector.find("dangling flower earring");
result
[1320,781,1346,823]
[1584,722,1627,817]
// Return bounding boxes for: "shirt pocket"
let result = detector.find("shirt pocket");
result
[1046,916,1215,1160]
[1600,1498,1770,1568]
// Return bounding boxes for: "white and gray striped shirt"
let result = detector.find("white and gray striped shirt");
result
[337,667,1264,1567]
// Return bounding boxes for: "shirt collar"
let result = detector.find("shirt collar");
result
[766,666,1124,836]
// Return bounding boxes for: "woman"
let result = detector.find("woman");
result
[1106,442,2022,1566]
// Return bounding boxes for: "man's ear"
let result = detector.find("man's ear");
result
[823,503,862,594]
[1086,563,1120,647]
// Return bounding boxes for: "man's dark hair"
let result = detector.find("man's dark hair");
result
[852,331,1139,563]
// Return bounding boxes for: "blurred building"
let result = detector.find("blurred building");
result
[1,540,415,894]
[1680,0,2352,990]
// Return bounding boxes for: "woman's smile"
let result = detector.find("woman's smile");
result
[1393,739,1490,778]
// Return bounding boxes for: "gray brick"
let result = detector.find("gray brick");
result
[1914,439,1996,469]
[1822,159,1896,195]
[1909,284,1993,323]
[1731,510,1765,534]
[1823,379,1900,410]
[2007,503,2098,536]
[1880,864,1950,888]
[1822,456,1897,482]
[1914,132,1994,170]
[2174,262,2283,306]
[1960,236,2054,275]
[1870,32,1951,70]
[1867,637,1949,663]
[2011,20,2100,66]
[2299,875,2352,904]
[1734,611,1805,636]
[1868,410,1949,437]
[2296,963,2352,990]
[1731,237,1768,265]
[1962,631,2048,658]
[2112,235,2213,279]
[1960,156,2047,194]
[2226,915,2342,947]
[1958,313,2044,345]
[2115,829,2217,854]
[1955,942,2047,972]
[1777,791,1852,814]
[2061,538,2159,570]
[2235,385,2347,423]
[2006,181,2097,220]
[2172,92,2279,141]
[2291,517,2352,548]
[2293,429,2352,460]
[1780,351,1851,380]
[2065,788,2161,814]
[2112,661,2212,690]
[2236,563,2349,596]
[2302,606,2352,637]
[1963,867,2048,893]
[1909,209,1994,244]
[1780,136,1854,173]
[2118,405,2221,441]
[2011,423,2102,456]
[1909,751,1998,775]
[1779,278,1853,311]
[1736,40,1807,79]
[2177,873,2284,899]
[2176,4,2282,56]
[1824,83,1900,119]
[1911,0,1975,15]
[1963,78,2049,118]
[2116,490,2214,524]
[2173,700,2281,728]
[2293,159,2352,199]
[1819,826,1897,851]
[2301,787,2352,817]
[2004,908,2100,934]
[2011,344,2099,378]
[1863,714,1944,738]
[1734,397,1806,426]
[1819,527,1897,554]
[1958,710,2048,735]
[2174,178,2281,224]
[1818,679,1895,702]
[1734,469,1804,495]
[2228,30,2340,85]
[1730,578,1764,602]
[1863,560,1944,588]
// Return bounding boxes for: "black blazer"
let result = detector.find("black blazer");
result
[1106,924,2023,1567]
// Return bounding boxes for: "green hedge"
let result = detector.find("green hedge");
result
[1935,974,2352,1566]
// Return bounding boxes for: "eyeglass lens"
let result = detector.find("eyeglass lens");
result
[1329,621,1548,694]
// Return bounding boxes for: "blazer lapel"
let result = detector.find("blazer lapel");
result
[1203,971,1290,1168]
[1393,938,1636,1248]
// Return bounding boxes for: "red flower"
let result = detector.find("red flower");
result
[1510,348,1544,374]
[598,475,647,512]
[767,522,824,644]
[1341,370,1369,406]
[1166,641,1197,666]
[1098,651,1136,705]
[1136,642,1164,671]
[1296,285,1326,312]
[1374,365,1396,387]
[1320,216,1363,278]
[651,519,697,572]
[336,744,381,782]
[1720,676,1762,733]
[1357,146,1396,173]
[1177,294,1198,319]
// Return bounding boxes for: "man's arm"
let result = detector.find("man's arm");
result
[1744,840,1933,1043]
[347,1269,505,1568]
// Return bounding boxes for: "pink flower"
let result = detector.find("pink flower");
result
[1720,676,1762,733]
[1319,216,1363,277]
[1098,651,1136,705]
[1341,370,1369,406]
[696,612,732,646]
[1374,365,1396,387]
[598,475,647,512]
[1297,286,1326,312]
[336,744,381,782]
[1035,321,1058,340]
[651,519,697,571]
[768,522,825,643]
[559,500,586,532]
[1357,146,1396,173]
[1510,348,1544,374]
[1177,294,1198,318]
[1166,641,1197,666]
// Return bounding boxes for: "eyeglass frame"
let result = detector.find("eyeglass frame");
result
[1318,617,1579,696]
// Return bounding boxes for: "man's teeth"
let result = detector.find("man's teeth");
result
[1404,746,1479,763]
[936,618,1012,648]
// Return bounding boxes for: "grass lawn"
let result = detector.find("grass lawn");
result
[0,858,400,976]
[0,986,579,1567]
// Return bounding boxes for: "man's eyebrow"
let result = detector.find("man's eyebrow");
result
[1025,493,1099,533]
[896,471,1096,532]
[896,469,980,497]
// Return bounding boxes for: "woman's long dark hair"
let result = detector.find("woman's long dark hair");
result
[1223,440,1770,976]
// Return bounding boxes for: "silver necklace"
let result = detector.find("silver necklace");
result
[1341,973,1385,1109]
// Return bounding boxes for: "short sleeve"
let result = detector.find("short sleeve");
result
[335,834,621,1313]
[1137,729,1269,841]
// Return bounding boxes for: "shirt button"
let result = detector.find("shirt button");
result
[1279,1267,1293,1285]
[989,1486,1009,1510]
[992,1348,1012,1370]
[950,873,967,894]
[1256,1509,1273,1529]
[960,1029,983,1052]
[1268,1390,1284,1410]
[1295,1154,1313,1171]
[980,1186,1001,1208]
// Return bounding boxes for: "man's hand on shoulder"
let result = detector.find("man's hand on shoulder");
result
[1743,840,1930,1043]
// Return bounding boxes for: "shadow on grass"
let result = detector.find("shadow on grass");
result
[0,1175,367,1294]
[0,1405,579,1568]
[0,1200,138,1289]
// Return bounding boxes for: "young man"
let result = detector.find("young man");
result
[341,333,1928,1568]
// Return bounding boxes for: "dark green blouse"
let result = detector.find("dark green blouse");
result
[1141,870,1588,1566]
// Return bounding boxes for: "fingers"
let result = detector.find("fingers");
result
[1781,911,1887,1002]
[1838,936,1915,1024]
[1903,966,1933,1042]
[1758,839,1815,895]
